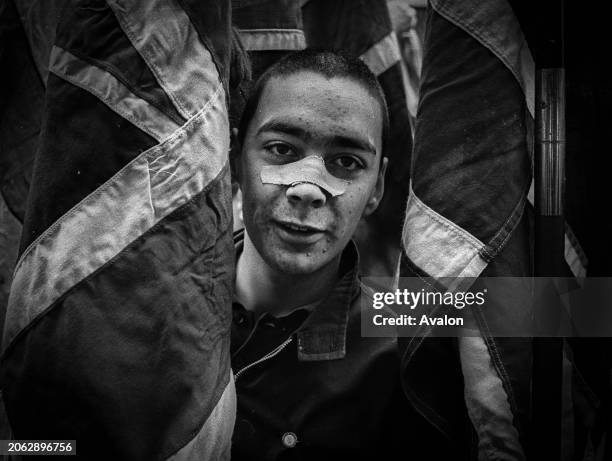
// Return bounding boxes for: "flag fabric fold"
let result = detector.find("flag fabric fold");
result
[399,0,534,457]
[1,0,236,459]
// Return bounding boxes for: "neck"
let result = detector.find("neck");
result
[235,230,340,317]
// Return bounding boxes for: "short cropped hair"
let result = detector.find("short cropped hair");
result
[236,50,390,160]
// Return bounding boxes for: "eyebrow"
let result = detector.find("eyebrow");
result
[256,120,377,155]
[330,134,377,156]
[256,121,309,141]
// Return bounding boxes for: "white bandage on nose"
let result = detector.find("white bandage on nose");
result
[260,156,348,197]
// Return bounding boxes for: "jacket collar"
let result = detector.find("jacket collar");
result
[233,229,360,361]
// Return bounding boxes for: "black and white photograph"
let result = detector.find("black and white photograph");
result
[0,0,610,459]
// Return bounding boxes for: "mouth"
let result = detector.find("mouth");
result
[274,220,326,244]
[277,221,325,233]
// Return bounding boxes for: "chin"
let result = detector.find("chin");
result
[266,251,330,275]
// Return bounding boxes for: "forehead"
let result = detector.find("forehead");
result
[249,71,383,149]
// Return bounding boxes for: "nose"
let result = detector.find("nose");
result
[286,182,327,208]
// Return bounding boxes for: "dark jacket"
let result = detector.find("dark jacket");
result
[230,232,444,460]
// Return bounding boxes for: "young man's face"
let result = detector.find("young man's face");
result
[238,71,387,274]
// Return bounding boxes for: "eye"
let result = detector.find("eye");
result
[330,155,364,171]
[265,142,295,157]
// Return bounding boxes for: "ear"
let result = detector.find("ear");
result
[232,187,244,230]
[363,157,388,216]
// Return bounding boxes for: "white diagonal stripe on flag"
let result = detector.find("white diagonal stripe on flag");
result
[360,32,402,77]
[239,28,306,51]
[460,332,526,460]
[402,186,488,289]
[49,46,181,142]
[564,224,588,279]
[3,85,229,351]
[108,0,221,120]
[166,372,236,461]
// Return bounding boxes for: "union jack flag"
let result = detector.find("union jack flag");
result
[1,0,236,459]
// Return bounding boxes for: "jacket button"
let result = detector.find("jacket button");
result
[233,311,246,325]
[281,432,298,448]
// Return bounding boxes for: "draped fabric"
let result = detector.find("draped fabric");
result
[399,1,534,458]
[0,1,236,459]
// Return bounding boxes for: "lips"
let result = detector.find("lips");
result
[277,221,325,233]
[274,220,326,244]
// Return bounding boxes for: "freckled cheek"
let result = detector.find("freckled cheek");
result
[241,171,278,217]
[341,188,369,212]
[333,189,371,233]
[246,192,283,234]
[329,198,353,233]
[247,201,270,230]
